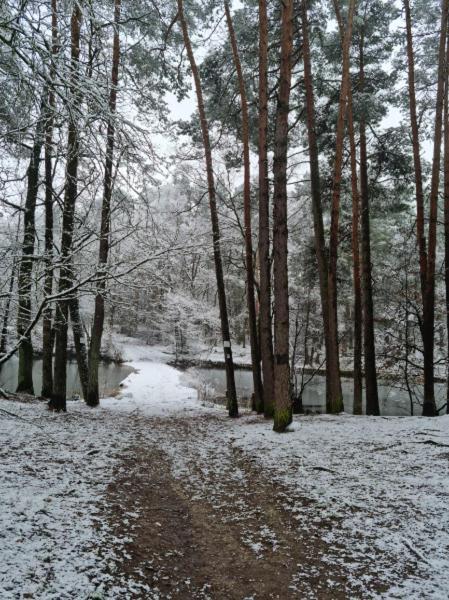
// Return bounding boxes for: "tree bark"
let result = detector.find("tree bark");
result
[326,0,356,414]
[403,0,427,301]
[224,0,264,413]
[69,294,89,400]
[333,0,362,414]
[41,0,58,399]
[272,0,294,432]
[301,0,332,411]
[50,2,82,411]
[359,33,380,416]
[421,0,449,416]
[348,87,363,416]
[0,258,17,357]
[16,102,46,394]
[258,0,275,418]
[177,0,238,417]
[86,0,121,407]
[444,30,449,414]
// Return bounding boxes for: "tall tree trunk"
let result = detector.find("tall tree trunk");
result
[333,0,362,414]
[41,0,58,399]
[422,0,449,416]
[86,0,121,407]
[0,259,17,357]
[258,0,275,418]
[444,31,449,414]
[301,0,332,411]
[69,294,89,400]
[359,33,380,416]
[50,2,82,411]
[272,0,293,432]
[326,0,356,414]
[224,0,264,413]
[348,88,363,415]
[177,0,238,417]
[403,0,427,301]
[16,102,46,394]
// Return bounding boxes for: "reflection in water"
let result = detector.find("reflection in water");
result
[0,358,133,399]
[188,367,446,416]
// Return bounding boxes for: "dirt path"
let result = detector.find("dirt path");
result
[103,413,384,599]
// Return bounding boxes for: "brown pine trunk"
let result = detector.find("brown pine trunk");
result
[327,0,356,414]
[50,3,82,412]
[301,0,332,410]
[348,89,363,416]
[333,0,362,414]
[16,102,46,394]
[258,0,275,418]
[41,0,58,399]
[224,0,264,413]
[359,33,380,416]
[272,0,293,432]
[422,0,449,416]
[403,0,427,300]
[444,33,449,414]
[177,0,238,417]
[86,0,121,407]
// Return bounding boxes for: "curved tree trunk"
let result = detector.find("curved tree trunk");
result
[272,0,294,432]
[177,0,238,417]
[86,0,121,407]
[224,0,264,413]
[258,0,275,418]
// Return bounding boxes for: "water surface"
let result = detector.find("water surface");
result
[188,367,446,416]
[0,358,133,399]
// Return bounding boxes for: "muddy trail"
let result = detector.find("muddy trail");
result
[103,414,386,599]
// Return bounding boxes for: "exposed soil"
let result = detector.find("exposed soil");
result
[104,414,386,599]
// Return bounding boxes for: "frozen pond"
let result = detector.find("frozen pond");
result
[0,357,134,399]
[188,367,447,416]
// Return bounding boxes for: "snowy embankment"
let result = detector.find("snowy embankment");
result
[1,355,449,598]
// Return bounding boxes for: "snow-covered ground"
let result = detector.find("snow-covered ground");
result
[1,358,449,598]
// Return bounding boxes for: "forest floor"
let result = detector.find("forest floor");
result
[1,359,449,599]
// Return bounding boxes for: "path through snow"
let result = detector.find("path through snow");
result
[0,360,448,598]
